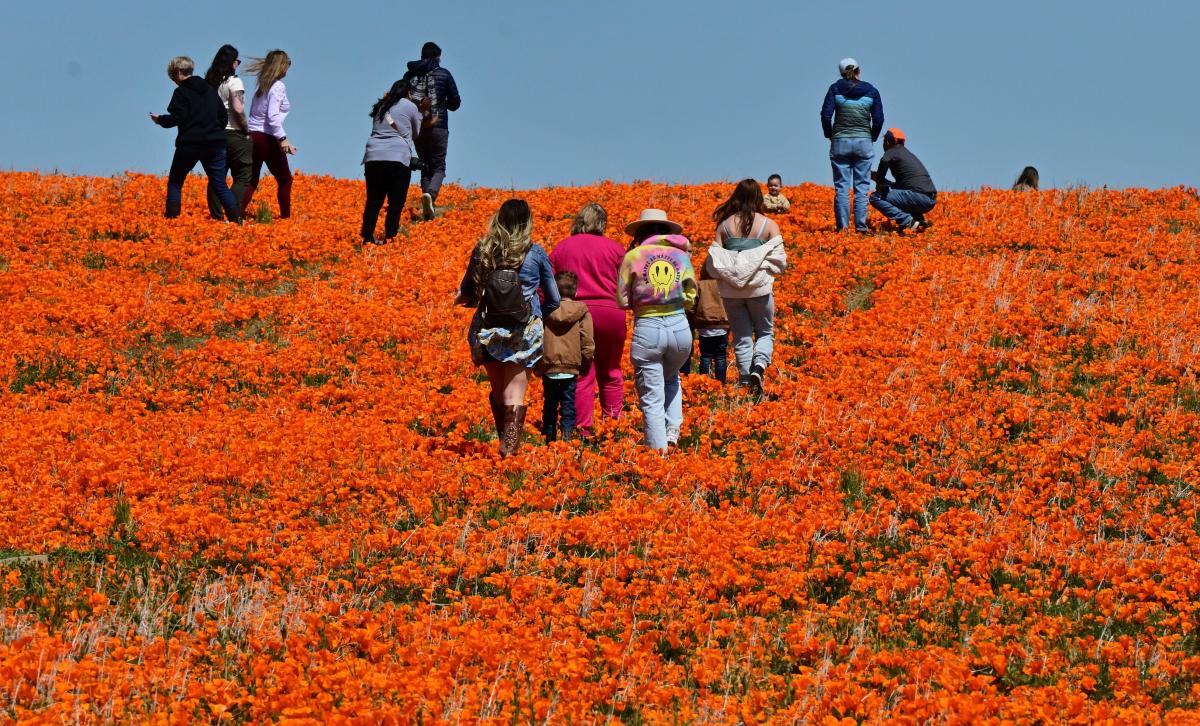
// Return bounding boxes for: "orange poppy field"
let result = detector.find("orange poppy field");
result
[2,171,1200,723]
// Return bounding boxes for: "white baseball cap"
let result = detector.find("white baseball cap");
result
[838,58,859,73]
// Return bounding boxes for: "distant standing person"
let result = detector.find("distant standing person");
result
[149,56,241,222]
[763,174,791,214]
[360,79,421,244]
[203,45,252,220]
[617,209,697,450]
[869,128,937,232]
[820,58,883,233]
[244,50,296,219]
[406,42,461,220]
[706,180,787,394]
[456,199,560,457]
[549,203,627,438]
[1013,166,1039,191]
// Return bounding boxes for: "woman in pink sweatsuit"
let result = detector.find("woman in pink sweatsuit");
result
[550,203,626,437]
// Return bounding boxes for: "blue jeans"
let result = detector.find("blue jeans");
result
[541,375,577,441]
[629,313,692,450]
[869,187,936,226]
[724,294,774,376]
[830,138,874,232]
[167,145,239,220]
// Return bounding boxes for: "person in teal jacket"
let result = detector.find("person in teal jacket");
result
[820,58,884,233]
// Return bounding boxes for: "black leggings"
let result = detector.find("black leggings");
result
[361,161,413,241]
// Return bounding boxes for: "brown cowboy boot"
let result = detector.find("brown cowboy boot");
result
[488,392,503,435]
[498,404,527,458]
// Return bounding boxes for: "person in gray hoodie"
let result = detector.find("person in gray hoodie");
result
[150,56,241,221]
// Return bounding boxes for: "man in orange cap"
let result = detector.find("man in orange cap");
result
[870,128,937,231]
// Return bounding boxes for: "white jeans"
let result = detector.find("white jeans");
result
[629,313,692,449]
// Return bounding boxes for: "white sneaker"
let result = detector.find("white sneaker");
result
[420,193,435,221]
[666,427,680,447]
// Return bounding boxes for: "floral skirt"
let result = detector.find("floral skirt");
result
[468,309,544,368]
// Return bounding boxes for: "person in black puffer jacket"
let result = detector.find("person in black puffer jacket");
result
[405,42,462,220]
[150,56,241,221]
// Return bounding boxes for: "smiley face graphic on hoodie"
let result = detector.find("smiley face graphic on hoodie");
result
[616,234,698,317]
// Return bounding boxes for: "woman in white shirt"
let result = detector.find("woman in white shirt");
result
[243,50,296,219]
[203,44,251,220]
[360,78,421,244]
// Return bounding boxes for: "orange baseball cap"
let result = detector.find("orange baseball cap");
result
[885,128,906,143]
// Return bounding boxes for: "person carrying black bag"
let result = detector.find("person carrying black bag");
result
[455,200,560,457]
[406,41,461,220]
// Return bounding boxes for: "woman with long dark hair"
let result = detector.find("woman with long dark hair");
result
[706,179,787,394]
[360,78,421,244]
[203,44,252,220]
[1012,166,1039,191]
[456,199,560,457]
[243,50,295,219]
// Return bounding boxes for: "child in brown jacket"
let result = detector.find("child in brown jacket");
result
[689,265,731,383]
[538,271,595,441]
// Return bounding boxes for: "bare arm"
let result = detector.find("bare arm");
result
[764,218,782,239]
[230,90,248,132]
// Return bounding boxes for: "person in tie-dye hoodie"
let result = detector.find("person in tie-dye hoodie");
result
[616,209,698,450]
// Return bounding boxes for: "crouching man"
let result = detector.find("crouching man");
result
[870,127,936,231]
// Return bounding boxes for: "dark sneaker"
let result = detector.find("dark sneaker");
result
[749,365,765,395]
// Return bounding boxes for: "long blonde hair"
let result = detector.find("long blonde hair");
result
[473,199,533,288]
[245,50,291,98]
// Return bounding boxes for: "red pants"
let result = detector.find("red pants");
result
[575,302,627,431]
[245,131,293,218]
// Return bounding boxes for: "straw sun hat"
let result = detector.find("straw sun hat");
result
[624,208,683,237]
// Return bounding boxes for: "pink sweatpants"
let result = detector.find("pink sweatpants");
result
[576,302,627,431]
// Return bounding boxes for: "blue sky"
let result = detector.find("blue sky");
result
[1,0,1195,190]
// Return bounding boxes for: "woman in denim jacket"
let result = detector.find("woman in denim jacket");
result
[456,199,560,456]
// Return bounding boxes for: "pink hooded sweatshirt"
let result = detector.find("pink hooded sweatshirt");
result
[615,234,698,318]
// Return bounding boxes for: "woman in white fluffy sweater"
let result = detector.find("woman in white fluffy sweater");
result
[706,179,788,394]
